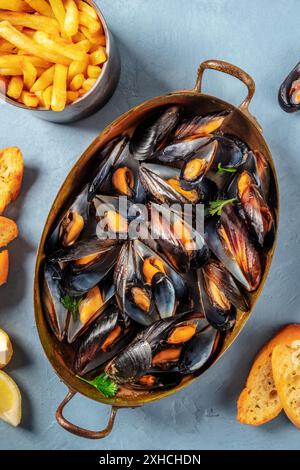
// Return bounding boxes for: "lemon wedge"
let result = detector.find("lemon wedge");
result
[0,370,22,427]
[0,328,13,369]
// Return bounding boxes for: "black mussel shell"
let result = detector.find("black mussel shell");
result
[180,140,218,189]
[152,272,176,320]
[242,150,270,201]
[75,304,119,373]
[48,237,118,265]
[155,135,211,163]
[43,262,68,341]
[179,326,220,374]
[129,372,182,391]
[130,106,181,161]
[278,61,300,113]
[106,339,153,384]
[88,137,128,201]
[174,110,230,140]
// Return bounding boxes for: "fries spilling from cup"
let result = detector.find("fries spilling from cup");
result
[0,1,107,111]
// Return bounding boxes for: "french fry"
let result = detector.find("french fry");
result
[66,90,78,103]
[0,39,16,53]
[69,72,84,91]
[0,12,60,35]
[77,87,85,96]
[51,63,67,111]
[78,11,101,34]
[0,22,71,65]
[21,57,37,89]
[19,90,39,106]
[30,64,54,92]
[0,67,22,75]
[64,0,79,37]
[0,0,32,12]
[33,30,86,62]
[72,31,85,42]
[67,57,88,81]
[87,64,100,79]
[7,76,23,99]
[0,250,9,287]
[72,39,90,53]
[82,77,96,91]
[49,0,66,35]
[24,0,54,17]
[43,84,52,109]
[0,75,8,92]
[76,1,98,20]
[89,47,106,66]
[0,54,50,69]
[79,25,102,44]
[34,89,45,106]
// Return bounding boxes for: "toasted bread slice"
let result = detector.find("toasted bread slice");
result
[0,147,23,214]
[272,341,300,428]
[237,324,300,426]
[0,250,9,286]
[0,217,18,248]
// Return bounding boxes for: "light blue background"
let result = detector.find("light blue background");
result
[1,0,299,450]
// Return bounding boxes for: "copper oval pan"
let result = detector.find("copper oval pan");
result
[34,60,279,438]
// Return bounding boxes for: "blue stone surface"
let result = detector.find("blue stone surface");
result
[1,0,299,450]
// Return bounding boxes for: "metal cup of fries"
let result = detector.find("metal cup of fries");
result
[0,1,120,123]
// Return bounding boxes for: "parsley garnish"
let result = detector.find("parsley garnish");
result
[61,295,83,321]
[76,373,119,398]
[217,163,237,174]
[208,198,237,216]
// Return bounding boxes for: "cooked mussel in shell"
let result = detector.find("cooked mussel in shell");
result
[279,61,300,112]
[43,263,69,341]
[174,111,229,140]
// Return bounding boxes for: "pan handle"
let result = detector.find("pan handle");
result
[56,390,118,439]
[194,59,262,131]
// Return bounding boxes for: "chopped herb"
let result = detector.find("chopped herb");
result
[76,373,118,398]
[61,294,83,321]
[217,162,237,174]
[208,198,237,217]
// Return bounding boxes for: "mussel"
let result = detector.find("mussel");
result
[228,170,273,245]
[278,61,300,112]
[205,203,261,291]
[198,259,249,331]
[114,240,189,326]
[46,185,89,253]
[139,163,201,204]
[75,304,124,372]
[174,111,229,139]
[180,140,218,188]
[155,135,212,163]
[130,106,181,161]
[43,263,69,341]
[150,203,209,272]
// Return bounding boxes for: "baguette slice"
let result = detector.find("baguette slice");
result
[237,324,300,425]
[272,341,300,428]
[0,217,18,248]
[0,147,23,214]
[0,250,9,286]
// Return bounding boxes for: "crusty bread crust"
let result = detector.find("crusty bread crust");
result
[0,147,23,214]
[0,250,9,286]
[272,342,300,429]
[0,217,18,248]
[237,324,300,426]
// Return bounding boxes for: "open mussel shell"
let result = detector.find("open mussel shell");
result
[139,163,201,204]
[43,262,69,342]
[128,372,183,391]
[67,277,115,343]
[75,304,120,373]
[205,204,261,291]
[48,237,118,266]
[60,243,119,296]
[46,185,90,253]
[242,150,270,201]
[88,137,128,201]
[179,325,220,375]
[130,106,181,161]
[155,135,212,163]
[198,260,248,331]
[278,61,300,113]
[174,110,230,140]
[114,240,189,326]
[180,140,218,189]
[150,203,209,272]
[227,170,273,246]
